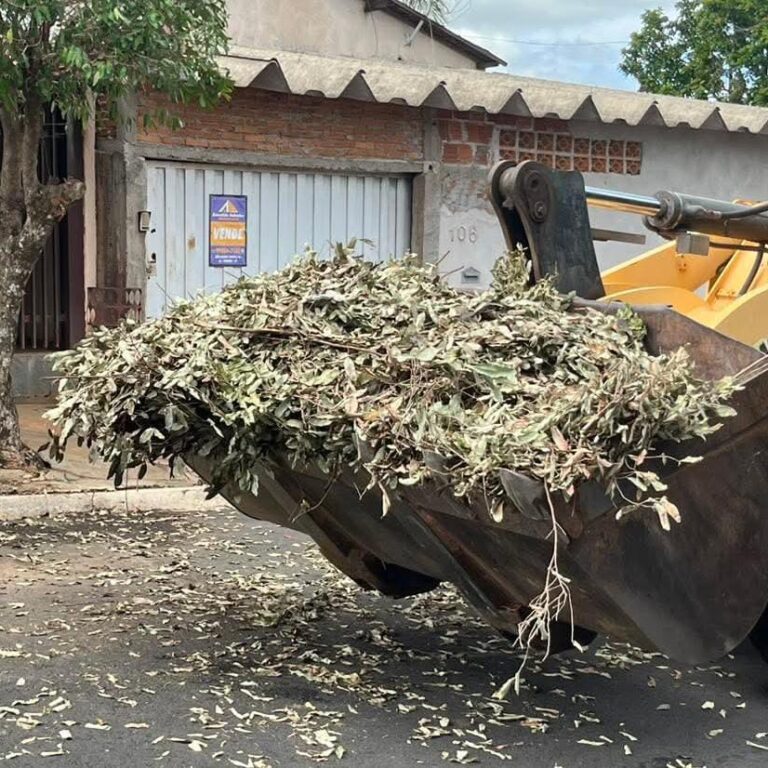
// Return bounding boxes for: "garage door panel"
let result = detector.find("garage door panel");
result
[184,168,206,299]
[223,169,242,195]
[146,163,412,316]
[278,173,297,260]
[329,175,347,248]
[166,167,186,301]
[385,177,398,253]
[146,167,166,318]
[260,172,280,273]
[396,177,411,255]
[296,173,315,255]
[378,177,391,260]
[203,169,225,296]
[347,176,364,250]
[363,176,380,260]
[243,172,261,277]
[313,174,332,255]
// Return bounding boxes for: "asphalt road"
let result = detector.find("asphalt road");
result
[1,505,767,768]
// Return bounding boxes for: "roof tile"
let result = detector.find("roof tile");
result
[220,48,768,136]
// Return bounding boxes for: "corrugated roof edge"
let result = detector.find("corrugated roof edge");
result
[219,48,768,136]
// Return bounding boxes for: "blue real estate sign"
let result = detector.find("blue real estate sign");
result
[209,194,248,267]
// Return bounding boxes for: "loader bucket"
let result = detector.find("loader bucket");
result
[186,303,768,665]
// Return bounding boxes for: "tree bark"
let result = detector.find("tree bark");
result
[0,224,41,467]
[0,280,27,467]
[0,105,85,468]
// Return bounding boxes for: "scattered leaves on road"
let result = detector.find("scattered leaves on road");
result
[0,505,762,766]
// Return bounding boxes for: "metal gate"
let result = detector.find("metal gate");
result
[16,108,73,351]
[145,162,412,317]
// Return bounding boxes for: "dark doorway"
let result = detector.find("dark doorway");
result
[15,107,84,351]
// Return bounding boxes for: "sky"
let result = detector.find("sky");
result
[448,0,679,90]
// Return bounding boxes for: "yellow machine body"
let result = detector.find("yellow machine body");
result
[601,234,768,348]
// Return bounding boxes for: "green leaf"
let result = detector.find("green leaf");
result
[620,0,768,106]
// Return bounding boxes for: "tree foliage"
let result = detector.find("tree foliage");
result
[0,0,232,123]
[0,0,232,466]
[620,0,768,106]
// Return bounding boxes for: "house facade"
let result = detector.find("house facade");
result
[14,0,768,396]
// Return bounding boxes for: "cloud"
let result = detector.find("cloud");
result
[448,0,679,89]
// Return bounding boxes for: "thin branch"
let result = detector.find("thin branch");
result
[191,321,378,355]
[511,484,578,687]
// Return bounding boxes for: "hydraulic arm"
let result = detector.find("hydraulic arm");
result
[489,160,768,347]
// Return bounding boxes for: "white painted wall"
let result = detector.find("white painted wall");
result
[438,124,768,288]
[227,0,478,69]
[437,168,499,288]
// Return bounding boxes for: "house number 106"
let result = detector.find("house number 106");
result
[449,225,478,244]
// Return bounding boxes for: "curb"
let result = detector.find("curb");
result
[0,486,232,522]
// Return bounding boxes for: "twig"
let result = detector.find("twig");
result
[191,320,375,355]
[510,484,578,691]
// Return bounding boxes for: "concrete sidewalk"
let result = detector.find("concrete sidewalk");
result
[0,403,226,519]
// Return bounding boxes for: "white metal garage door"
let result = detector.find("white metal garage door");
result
[145,162,412,317]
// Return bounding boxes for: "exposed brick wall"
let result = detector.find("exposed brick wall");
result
[437,111,495,166]
[136,90,425,162]
[99,88,644,176]
[437,111,643,175]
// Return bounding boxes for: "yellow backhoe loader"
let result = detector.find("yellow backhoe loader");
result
[190,161,768,666]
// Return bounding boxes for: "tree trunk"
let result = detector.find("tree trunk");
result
[0,274,27,467]
[0,75,83,468]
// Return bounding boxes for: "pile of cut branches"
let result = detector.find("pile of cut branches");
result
[47,249,735,654]
[48,249,733,523]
